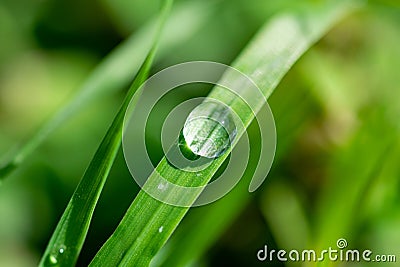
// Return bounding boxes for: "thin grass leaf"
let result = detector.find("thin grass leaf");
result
[0,0,212,180]
[314,112,396,248]
[38,2,173,266]
[262,181,310,249]
[298,43,399,263]
[90,2,360,266]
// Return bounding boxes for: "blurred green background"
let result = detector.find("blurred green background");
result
[0,0,399,266]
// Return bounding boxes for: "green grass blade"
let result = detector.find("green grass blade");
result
[0,0,212,181]
[152,173,254,267]
[90,2,360,266]
[152,76,317,267]
[314,113,395,246]
[38,2,173,266]
[312,114,396,267]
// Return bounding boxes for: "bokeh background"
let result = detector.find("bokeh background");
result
[0,0,399,266]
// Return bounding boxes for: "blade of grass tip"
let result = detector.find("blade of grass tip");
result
[38,2,173,266]
[0,0,212,181]
[90,1,362,266]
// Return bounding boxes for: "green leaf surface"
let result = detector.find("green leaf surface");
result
[0,0,213,181]
[38,2,173,266]
[90,2,359,266]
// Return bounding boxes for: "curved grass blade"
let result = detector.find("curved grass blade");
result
[151,80,317,267]
[38,2,173,266]
[90,1,361,266]
[0,0,213,181]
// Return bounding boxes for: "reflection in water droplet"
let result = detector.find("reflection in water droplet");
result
[178,131,201,161]
[183,101,237,158]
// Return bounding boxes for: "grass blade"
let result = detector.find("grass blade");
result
[314,112,395,247]
[90,2,360,266]
[38,2,173,266]
[0,0,212,180]
[152,76,317,267]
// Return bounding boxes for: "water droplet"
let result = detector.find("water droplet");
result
[157,182,167,191]
[48,255,58,265]
[158,226,164,233]
[46,245,66,266]
[59,245,66,254]
[183,101,237,158]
